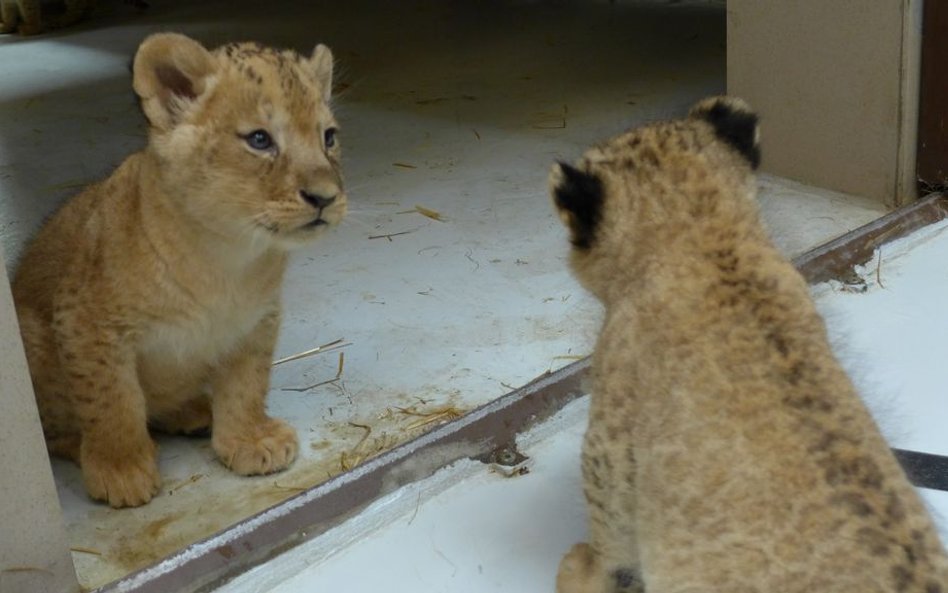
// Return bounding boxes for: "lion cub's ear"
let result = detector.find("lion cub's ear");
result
[689,96,761,170]
[309,44,334,101]
[132,33,218,131]
[550,162,604,250]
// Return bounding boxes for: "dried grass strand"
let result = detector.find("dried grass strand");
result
[70,546,103,556]
[394,405,464,431]
[272,338,348,366]
[282,352,346,393]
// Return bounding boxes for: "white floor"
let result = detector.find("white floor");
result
[222,398,593,593]
[220,224,948,593]
[0,0,887,590]
[814,219,948,458]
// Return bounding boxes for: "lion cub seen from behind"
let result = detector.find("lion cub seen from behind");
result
[551,97,948,592]
[13,33,346,508]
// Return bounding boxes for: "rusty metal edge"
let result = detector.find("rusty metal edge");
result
[791,192,948,283]
[95,358,591,593]
[94,193,948,593]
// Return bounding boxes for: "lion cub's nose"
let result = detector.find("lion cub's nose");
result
[299,190,336,209]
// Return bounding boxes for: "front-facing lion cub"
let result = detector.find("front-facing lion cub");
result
[551,97,948,592]
[13,33,346,508]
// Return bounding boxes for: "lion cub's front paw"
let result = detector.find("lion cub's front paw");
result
[557,543,600,593]
[80,438,161,508]
[213,418,298,475]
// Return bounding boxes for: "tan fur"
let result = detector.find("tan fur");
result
[551,97,948,592]
[12,33,346,507]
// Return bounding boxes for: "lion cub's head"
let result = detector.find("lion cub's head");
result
[133,33,346,249]
[550,96,761,299]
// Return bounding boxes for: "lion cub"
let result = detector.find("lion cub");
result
[13,33,346,507]
[551,97,948,592]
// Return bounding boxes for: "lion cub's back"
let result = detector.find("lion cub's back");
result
[552,97,948,592]
[13,180,108,313]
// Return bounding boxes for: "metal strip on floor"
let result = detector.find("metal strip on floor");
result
[894,449,948,493]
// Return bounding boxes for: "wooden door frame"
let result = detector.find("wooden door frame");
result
[916,0,948,191]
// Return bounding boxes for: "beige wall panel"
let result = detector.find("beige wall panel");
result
[0,249,78,593]
[728,1,918,207]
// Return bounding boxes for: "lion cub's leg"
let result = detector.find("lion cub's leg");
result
[0,0,20,33]
[558,521,645,593]
[54,305,161,508]
[558,543,607,593]
[210,310,297,475]
[18,307,82,461]
[559,431,644,593]
[14,0,41,35]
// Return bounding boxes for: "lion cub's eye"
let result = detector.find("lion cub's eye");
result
[244,130,275,151]
[324,127,338,149]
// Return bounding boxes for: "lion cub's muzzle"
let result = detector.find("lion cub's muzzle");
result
[299,188,346,229]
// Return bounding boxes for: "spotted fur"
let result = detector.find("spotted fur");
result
[551,96,948,592]
[12,33,345,507]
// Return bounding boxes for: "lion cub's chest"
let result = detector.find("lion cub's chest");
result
[138,279,276,372]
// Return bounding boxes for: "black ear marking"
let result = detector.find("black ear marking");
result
[554,162,604,249]
[694,98,761,170]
